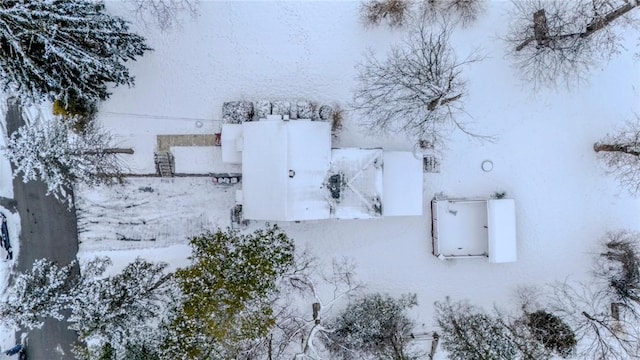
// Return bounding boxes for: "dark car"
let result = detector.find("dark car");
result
[4,344,23,357]
[1,213,12,260]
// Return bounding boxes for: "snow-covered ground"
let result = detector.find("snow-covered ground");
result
[0,99,22,353]
[67,0,640,356]
[0,0,634,355]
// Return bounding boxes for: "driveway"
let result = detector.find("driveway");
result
[5,99,80,359]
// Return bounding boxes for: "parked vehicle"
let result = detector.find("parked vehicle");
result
[1,213,12,260]
[4,344,23,357]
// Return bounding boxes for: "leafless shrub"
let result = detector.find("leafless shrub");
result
[331,104,344,138]
[420,0,486,27]
[594,117,640,195]
[505,0,639,90]
[258,255,364,359]
[126,0,199,31]
[547,280,640,359]
[360,0,411,28]
[594,232,640,314]
[352,16,485,146]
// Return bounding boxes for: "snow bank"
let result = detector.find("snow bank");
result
[81,1,640,353]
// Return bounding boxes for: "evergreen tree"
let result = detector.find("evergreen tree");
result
[435,299,517,360]
[325,292,419,360]
[4,119,132,205]
[0,257,173,360]
[161,225,295,359]
[0,0,151,107]
[67,258,174,359]
[0,258,77,329]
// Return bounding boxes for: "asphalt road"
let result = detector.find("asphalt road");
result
[5,99,80,359]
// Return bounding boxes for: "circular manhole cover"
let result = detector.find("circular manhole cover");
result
[481,160,493,172]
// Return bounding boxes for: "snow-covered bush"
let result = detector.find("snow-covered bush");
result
[0,0,151,106]
[254,100,271,119]
[296,100,314,119]
[435,299,517,360]
[222,101,254,123]
[271,100,291,117]
[524,310,577,358]
[318,105,333,121]
[325,292,419,360]
[4,120,131,205]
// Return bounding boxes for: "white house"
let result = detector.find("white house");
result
[222,116,423,221]
[431,197,517,263]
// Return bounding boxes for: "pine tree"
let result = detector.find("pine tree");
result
[4,119,133,205]
[0,257,174,360]
[325,293,419,360]
[0,259,77,329]
[161,225,296,359]
[0,0,151,106]
[435,299,518,360]
[67,257,174,359]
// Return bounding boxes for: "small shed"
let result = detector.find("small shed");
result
[431,198,517,263]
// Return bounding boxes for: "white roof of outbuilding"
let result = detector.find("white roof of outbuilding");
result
[487,199,517,263]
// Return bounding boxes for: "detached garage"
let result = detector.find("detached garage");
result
[431,197,517,263]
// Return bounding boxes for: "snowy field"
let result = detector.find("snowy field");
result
[64,0,640,356]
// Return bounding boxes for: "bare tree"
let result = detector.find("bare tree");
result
[548,280,640,359]
[593,231,640,316]
[594,118,640,194]
[125,0,199,31]
[420,0,486,27]
[245,256,364,359]
[361,0,411,27]
[361,1,486,28]
[505,0,639,89]
[352,17,483,146]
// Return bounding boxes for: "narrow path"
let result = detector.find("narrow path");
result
[5,100,80,359]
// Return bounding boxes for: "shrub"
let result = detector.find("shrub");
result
[526,310,576,358]
[325,293,418,360]
[331,104,344,137]
[421,0,485,27]
[52,95,98,133]
[361,0,410,28]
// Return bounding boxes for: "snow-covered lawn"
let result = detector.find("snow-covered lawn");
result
[69,0,640,356]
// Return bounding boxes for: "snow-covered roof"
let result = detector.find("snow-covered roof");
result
[221,124,243,164]
[382,152,423,216]
[328,148,384,219]
[241,119,331,221]
[432,198,517,263]
[226,117,423,221]
[487,199,517,263]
